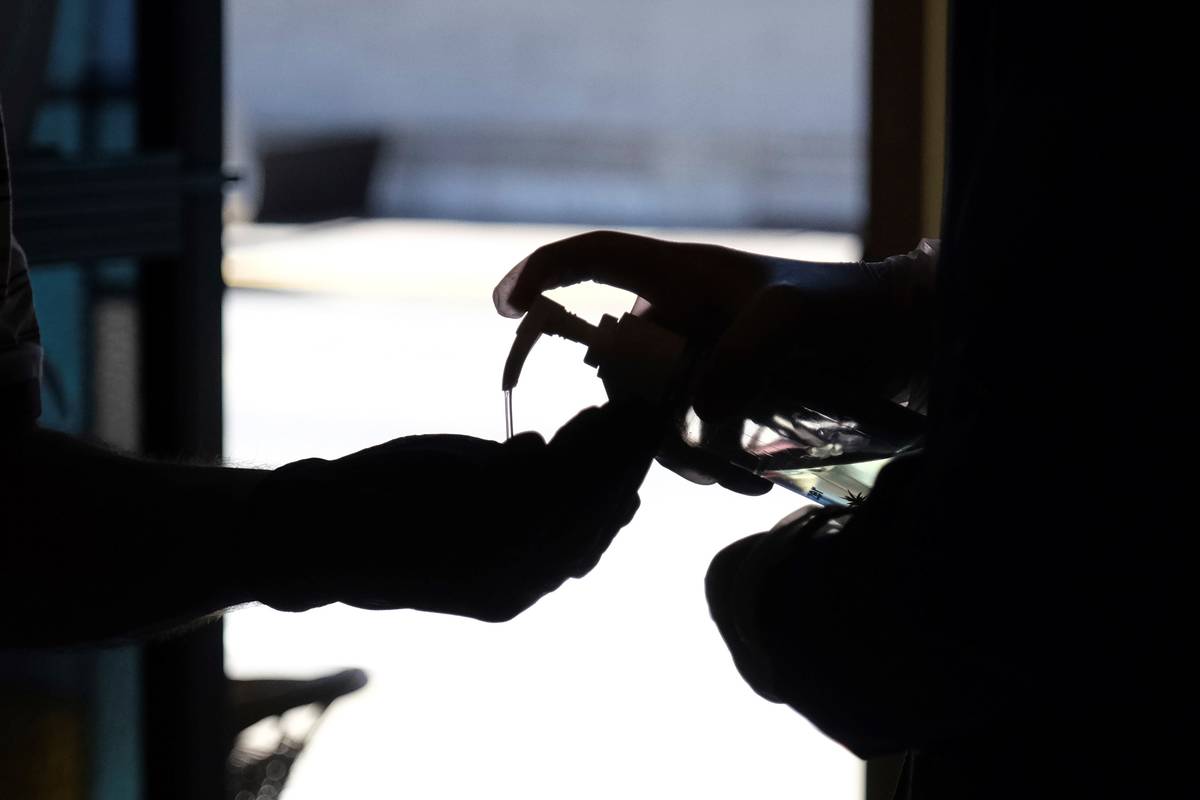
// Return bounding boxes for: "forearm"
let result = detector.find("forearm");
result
[1,427,267,646]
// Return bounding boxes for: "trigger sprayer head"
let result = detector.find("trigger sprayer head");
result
[502,296,599,391]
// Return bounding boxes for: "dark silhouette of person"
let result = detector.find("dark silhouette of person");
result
[0,102,658,647]
[495,5,1186,797]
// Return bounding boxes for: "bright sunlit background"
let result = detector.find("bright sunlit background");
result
[221,2,869,798]
[222,222,862,800]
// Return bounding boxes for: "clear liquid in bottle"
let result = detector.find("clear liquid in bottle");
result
[680,404,919,506]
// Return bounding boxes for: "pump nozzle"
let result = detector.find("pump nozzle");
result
[501,296,598,391]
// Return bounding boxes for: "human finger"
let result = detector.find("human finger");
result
[655,432,772,495]
[493,230,759,320]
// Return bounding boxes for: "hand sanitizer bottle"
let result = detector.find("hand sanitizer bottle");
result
[502,296,925,506]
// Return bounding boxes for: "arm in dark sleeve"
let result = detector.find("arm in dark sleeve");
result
[709,433,1182,770]
[2,402,655,645]
[1,427,266,646]
[704,456,983,759]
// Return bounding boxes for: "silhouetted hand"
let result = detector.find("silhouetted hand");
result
[246,402,658,621]
[494,231,937,493]
[704,506,843,706]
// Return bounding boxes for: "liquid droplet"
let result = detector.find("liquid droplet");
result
[504,388,514,441]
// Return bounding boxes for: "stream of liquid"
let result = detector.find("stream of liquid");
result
[504,388,513,440]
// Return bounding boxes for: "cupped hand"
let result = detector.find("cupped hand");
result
[247,402,659,622]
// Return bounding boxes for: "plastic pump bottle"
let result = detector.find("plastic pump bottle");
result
[502,296,925,506]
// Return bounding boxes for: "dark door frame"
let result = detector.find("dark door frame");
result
[136,3,227,798]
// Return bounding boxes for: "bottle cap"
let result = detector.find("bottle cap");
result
[586,312,687,405]
[501,297,598,391]
[502,295,687,406]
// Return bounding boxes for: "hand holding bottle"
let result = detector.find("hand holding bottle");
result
[494,231,938,493]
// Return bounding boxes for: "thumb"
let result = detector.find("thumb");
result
[549,401,661,482]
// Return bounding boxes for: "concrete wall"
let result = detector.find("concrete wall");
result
[227,0,868,229]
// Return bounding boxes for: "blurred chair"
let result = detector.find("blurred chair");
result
[227,668,369,800]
